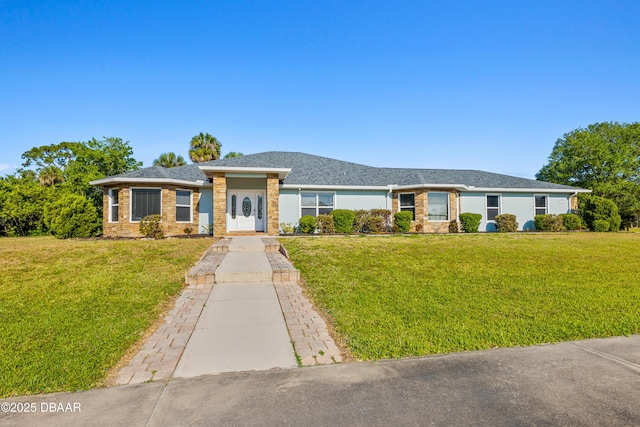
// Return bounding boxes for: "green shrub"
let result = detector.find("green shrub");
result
[534,214,565,232]
[394,211,413,233]
[279,222,296,235]
[44,193,101,239]
[369,209,392,231]
[331,209,355,234]
[579,194,621,232]
[353,210,368,233]
[364,215,385,233]
[495,214,518,232]
[299,215,317,234]
[459,212,482,233]
[561,213,582,231]
[593,219,610,232]
[316,214,335,234]
[139,214,164,239]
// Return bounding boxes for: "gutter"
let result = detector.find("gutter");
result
[89,177,211,187]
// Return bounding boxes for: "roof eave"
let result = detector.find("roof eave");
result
[463,187,591,193]
[89,177,209,187]
[281,184,392,191]
[198,166,291,179]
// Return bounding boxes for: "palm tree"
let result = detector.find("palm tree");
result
[188,132,221,163]
[38,165,64,186]
[153,152,187,168]
[223,152,244,159]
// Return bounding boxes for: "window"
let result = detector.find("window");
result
[486,195,500,221]
[535,195,547,216]
[109,189,119,222]
[399,193,415,220]
[131,188,161,221]
[231,194,237,219]
[176,190,192,222]
[428,193,449,221]
[301,193,334,217]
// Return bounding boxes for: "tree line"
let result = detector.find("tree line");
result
[0,132,238,238]
[1,123,638,238]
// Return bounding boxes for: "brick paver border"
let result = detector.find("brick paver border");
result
[113,237,343,385]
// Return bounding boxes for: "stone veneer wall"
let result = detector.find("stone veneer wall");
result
[101,185,200,238]
[391,189,459,233]
[266,173,280,236]
[212,173,227,237]
[570,194,578,212]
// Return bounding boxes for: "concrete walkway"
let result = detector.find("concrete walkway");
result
[174,237,297,377]
[113,236,341,385]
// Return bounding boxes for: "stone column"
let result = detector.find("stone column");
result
[266,174,280,235]
[212,173,227,236]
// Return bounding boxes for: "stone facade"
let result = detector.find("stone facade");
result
[570,194,579,212]
[391,189,459,233]
[266,174,280,236]
[102,185,200,238]
[212,173,227,237]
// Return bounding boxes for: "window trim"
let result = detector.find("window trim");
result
[176,189,193,223]
[534,194,548,216]
[427,192,450,222]
[486,194,501,222]
[108,188,119,223]
[129,187,163,223]
[399,192,416,220]
[299,192,336,217]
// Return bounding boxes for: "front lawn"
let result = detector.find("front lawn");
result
[281,233,640,360]
[0,236,213,397]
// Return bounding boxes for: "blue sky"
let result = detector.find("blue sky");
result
[1,1,638,179]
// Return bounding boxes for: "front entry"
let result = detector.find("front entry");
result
[227,190,265,232]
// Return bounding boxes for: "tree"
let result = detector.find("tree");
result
[189,132,221,163]
[44,192,101,238]
[153,152,187,168]
[579,194,622,232]
[0,171,54,236]
[536,122,640,219]
[223,151,244,159]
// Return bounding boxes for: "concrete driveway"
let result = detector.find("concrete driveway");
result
[2,334,639,426]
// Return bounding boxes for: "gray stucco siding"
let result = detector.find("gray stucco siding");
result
[198,187,213,234]
[460,192,572,232]
[278,189,389,226]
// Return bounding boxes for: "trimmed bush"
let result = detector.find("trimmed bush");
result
[364,215,385,233]
[139,214,164,239]
[593,219,610,232]
[459,213,482,233]
[370,209,392,232]
[495,214,518,232]
[353,210,368,233]
[534,214,565,232]
[394,211,413,233]
[299,215,317,234]
[561,213,582,231]
[44,193,101,239]
[579,194,621,232]
[279,222,296,235]
[316,214,335,234]
[331,209,355,234]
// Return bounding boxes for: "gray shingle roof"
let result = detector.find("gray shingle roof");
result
[98,151,584,191]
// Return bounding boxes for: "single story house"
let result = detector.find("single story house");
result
[90,151,590,237]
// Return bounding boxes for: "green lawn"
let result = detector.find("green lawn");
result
[0,236,213,397]
[281,233,640,360]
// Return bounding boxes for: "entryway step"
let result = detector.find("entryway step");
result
[214,252,273,283]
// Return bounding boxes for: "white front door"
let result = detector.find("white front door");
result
[227,191,265,232]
